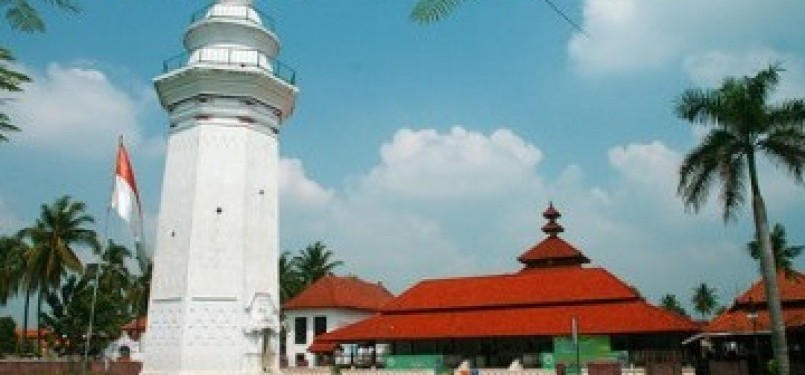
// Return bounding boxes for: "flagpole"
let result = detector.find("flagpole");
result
[82,207,111,374]
[82,138,120,375]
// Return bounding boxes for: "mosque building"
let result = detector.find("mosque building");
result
[311,204,699,370]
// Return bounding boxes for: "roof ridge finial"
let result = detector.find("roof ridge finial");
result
[541,202,564,237]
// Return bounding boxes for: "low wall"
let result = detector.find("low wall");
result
[283,368,438,375]
[282,366,696,375]
[0,360,142,375]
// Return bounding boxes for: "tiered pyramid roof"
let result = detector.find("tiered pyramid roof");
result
[319,204,697,343]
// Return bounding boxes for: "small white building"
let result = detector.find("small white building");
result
[283,275,393,367]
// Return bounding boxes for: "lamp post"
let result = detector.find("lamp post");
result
[747,307,760,373]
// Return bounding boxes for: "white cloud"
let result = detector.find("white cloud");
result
[278,127,773,303]
[280,127,545,290]
[569,0,805,77]
[362,127,542,201]
[569,0,679,76]
[0,195,23,235]
[683,48,805,99]
[280,158,334,209]
[608,141,679,191]
[6,63,144,158]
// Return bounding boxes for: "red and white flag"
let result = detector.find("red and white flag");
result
[111,140,143,241]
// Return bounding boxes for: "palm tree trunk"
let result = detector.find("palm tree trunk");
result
[36,290,43,357]
[748,152,790,375]
[20,287,31,355]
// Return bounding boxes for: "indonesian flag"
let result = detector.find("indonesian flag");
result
[111,140,143,241]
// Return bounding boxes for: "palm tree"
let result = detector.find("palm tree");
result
[9,235,37,355]
[20,195,99,355]
[0,236,25,304]
[126,259,152,338]
[410,0,585,34]
[292,241,343,287]
[0,235,27,353]
[691,283,718,320]
[675,63,805,374]
[2,0,79,33]
[747,223,803,278]
[2,0,80,143]
[279,251,302,304]
[410,0,469,23]
[659,294,688,317]
[0,48,30,143]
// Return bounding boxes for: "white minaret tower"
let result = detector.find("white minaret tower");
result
[144,0,297,374]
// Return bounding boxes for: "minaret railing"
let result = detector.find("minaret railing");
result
[161,48,297,85]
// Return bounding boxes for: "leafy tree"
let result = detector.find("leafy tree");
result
[659,294,688,317]
[1,0,81,143]
[691,283,718,320]
[674,63,805,375]
[410,0,585,34]
[2,0,80,33]
[410,0,469,23]
[41,260,135,356]
[0,48,29,142]
[19,195,99,355]
[125,259,152,335]
[748,223,803,278]
[0,236,24,304]
[39,275,85,355]
[292,241,343,287]
[279,251,302,304]
[0,316,15,355]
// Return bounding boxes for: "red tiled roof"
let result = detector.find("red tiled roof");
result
[735,271,805,305]
[321,301,697,341]
[517,236,590,266]
[122,317,147,331]
[382,267,636,312]
[308,339,341,353]
[284,275,394,311]
[14,329,50,339]
[705,306,805,333]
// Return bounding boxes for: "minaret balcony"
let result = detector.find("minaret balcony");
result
[162,47,297,86]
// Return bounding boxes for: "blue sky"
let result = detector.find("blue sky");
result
[2,0,805,322]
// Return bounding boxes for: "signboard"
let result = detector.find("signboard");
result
[385,354,445,370]
[548,335,626,371]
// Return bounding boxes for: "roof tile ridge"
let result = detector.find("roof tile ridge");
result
[419,271,523,284]
[382,296,642,313]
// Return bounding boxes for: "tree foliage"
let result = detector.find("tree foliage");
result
[659,294,688,317]
[675,63,805,220]
[1,0,81,143]
[675,63,805,375]
[410,0,470,24]
[40,260,134,356]
[281,242,344,304]
[747,223,803,278]
[0,236,25,304]
[2,0,80,33]
[18,195,100,355]
[293,241,344,287]
[0,48,29,142]
[0,316,15,355]
[279,251,302,304]
[691,283,718,320]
